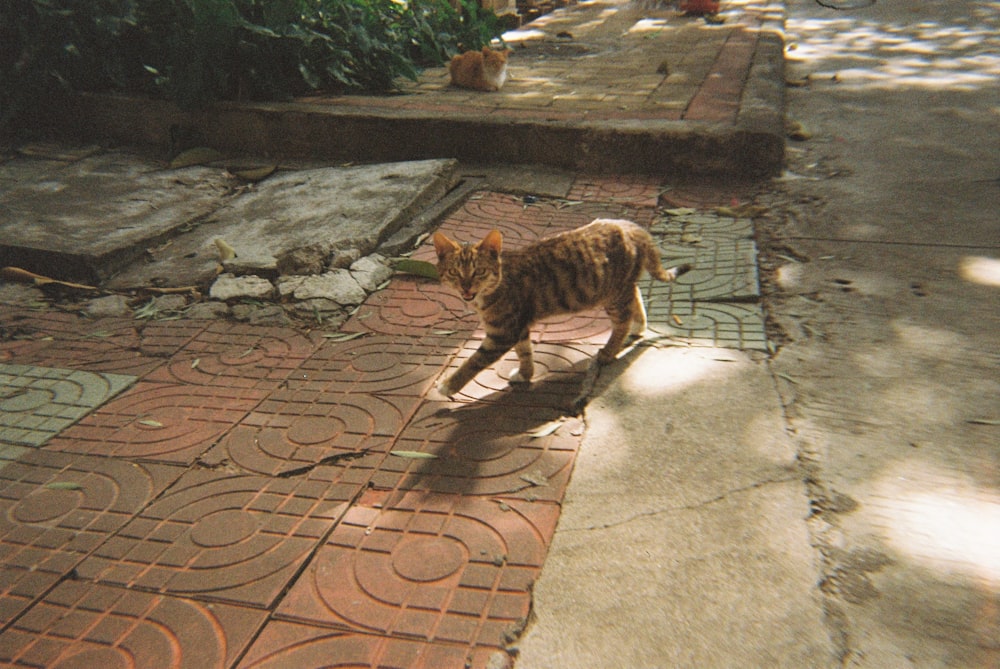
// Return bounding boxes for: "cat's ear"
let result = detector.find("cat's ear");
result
[480,229,503,255]
[433,232,459,258]
[482,46,491,56]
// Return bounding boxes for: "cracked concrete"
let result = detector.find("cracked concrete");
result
[754,1,1000,666]
[516,346,836,668]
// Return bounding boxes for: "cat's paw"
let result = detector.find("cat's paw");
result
[508,369,531,385]
[436,378,458,398]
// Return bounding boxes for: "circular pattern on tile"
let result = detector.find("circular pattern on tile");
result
[52,648,129,669]
[12,488,82,523]
[0,388,51,412]
[190,509,259,548]
[391,536,465,582]
[286,416,345,445]
[349,352,398,373]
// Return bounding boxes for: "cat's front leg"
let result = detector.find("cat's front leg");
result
[437,334,515,397]
[508,335,534,384]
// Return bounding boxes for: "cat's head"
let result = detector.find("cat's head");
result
[481,47,510,71]
[433,229,503,303]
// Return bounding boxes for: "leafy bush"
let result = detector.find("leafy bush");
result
[1,0,504,130]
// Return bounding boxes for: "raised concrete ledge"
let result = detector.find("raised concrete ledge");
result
[43,91,784,178]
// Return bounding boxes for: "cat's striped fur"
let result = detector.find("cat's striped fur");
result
[432,219,691,397]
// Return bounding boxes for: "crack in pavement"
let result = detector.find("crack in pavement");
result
[562,475,803,533]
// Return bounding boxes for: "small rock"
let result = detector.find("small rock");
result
[486,650,513,669]
[290,298,349,327]
[223,253,279,279]
[209,273,275,301]
[350,254,393,292]
[150,294,188,313]
[230,303,291,326]
[83,294,131,318]
[284,270,366,306]
[276,244,328,276]
[329,247,362,270]
[185,301,230,319]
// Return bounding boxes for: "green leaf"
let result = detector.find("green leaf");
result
[45,482,83,490]
[392,258,438,279]
[390,450,439,459]
[322,332,367,342]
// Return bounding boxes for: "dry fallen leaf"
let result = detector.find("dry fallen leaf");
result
[519,470,549,486]
[390,450,439,459]
[214,238,237,261]
[529,420,562,438]
[170,146,223,169]
[786,120,812,141]
[233,165,276,182]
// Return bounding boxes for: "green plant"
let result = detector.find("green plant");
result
[1,0,504,131]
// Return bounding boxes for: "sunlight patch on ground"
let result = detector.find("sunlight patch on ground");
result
[786,11,1000,90]
[959,255,1000,287]
[628,18,670,34]
[617,345,739,396]
[877,461,1000,587]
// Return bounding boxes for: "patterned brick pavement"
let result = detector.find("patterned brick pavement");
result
[0,174,764,668]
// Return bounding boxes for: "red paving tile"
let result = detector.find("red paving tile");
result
[344,277,477,336]
[296,333,459,398]
[239,624,504,669]
[0,581,265,668]
[435,191,657,244]
[46,381,267,464]
[0,312,168,377]
[275,491,558,649]
[0,450,182,625]
[245,386,422,441]
[75,469,351,608]
[201,424,391,481]
[143,321,319,390]
[566,175,664,209]
[438,340,601,410]
[136,319,209,358]
[371,400,583,501]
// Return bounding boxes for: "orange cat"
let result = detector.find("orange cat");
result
[449,47,509,92]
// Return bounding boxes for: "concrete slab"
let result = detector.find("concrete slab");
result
[515,347,836,668]
[108,159,458,289]
[0,364,136,447]
[0,152,232,283]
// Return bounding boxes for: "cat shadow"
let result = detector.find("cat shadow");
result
[388,356,597,500]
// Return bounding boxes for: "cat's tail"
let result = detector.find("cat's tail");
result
[648,258,693,283]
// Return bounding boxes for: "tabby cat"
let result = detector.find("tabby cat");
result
[433,219,691,397]
[449,47,509,92]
